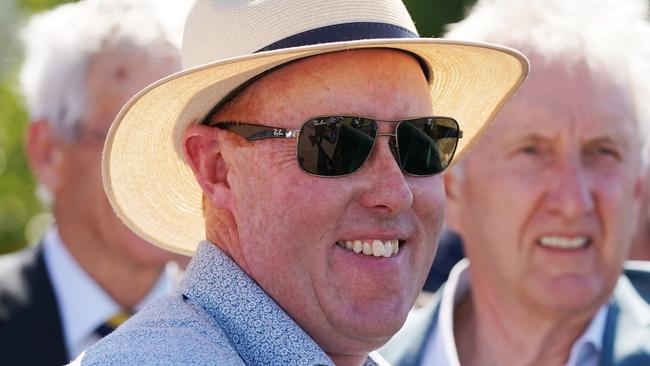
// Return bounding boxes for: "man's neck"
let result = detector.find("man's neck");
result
[454,281,596,366]
[55,223,165,309]
[327,352,369,366]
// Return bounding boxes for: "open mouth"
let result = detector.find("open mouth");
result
[537,235,590,249]
[336,239,400,258]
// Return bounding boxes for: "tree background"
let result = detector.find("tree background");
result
[0,0,476,254]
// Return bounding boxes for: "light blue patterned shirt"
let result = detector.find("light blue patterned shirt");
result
[71,241,385,365]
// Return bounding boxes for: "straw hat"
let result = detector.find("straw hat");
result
[102,0,529,255]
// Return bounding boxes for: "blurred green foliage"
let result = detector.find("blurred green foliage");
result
[20,0,76,12]
[404,0,476,37]
[0,0,79,253]
[0,0,475,254]
[0,75,38,253]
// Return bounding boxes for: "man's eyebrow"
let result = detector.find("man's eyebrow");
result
[500,128,554,144]
[582,135,633,148]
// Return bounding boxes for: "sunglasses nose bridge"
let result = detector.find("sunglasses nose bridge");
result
[375,132,401,168]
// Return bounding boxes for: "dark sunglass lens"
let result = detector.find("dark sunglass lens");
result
[297,117,376,176]
[396,117,460,176]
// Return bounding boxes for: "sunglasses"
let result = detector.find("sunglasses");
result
[205,116,462,177]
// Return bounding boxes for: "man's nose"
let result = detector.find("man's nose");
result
[355,136,414,216]
[544,157,595,220]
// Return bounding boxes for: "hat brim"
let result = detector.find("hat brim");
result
[102,38,528,255]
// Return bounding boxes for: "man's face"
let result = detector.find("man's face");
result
[54,48,184,265]
[447,56,642,312]
[217,49,444,352]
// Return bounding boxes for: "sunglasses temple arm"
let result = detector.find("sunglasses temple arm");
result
[247,129,300,141]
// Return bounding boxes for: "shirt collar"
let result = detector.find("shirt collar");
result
[564,306,607,366]
[43,227,179,359]
[432,259,608,366]
[181,241,382,366]
[433,258,471,366]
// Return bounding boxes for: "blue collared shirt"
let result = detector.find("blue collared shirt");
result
[72,241,387,365]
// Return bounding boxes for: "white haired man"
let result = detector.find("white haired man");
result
[0,0,190,364]
[67,0,528,364]
[381,0,650,365]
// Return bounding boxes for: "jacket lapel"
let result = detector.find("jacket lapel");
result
[600,263,650,366]
[0,244,69,364]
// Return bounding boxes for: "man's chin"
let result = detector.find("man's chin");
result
[325,300,411,349]
[529,275,608,312]
[319,326,398,358]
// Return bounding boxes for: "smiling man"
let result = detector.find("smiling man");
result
[196,50,445,350]
[69,0,527,365]
[381,0,650,365]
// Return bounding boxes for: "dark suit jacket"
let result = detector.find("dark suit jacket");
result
[0,245,69,365]
[381,261,650,366]
[422,230,464,293]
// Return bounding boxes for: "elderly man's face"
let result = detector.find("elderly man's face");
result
[447,56,642,312]
[54,48,183,265]
[216,49,443,352]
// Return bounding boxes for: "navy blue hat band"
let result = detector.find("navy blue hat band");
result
[257,22,419,53]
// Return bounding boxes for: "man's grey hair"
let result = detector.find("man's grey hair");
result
[19,0,191,139]
[445,0,650,166]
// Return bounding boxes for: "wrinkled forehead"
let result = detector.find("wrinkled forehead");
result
[521,53,636,121]
[493,55,635,132]
[84,48,180,126]
[459,53,640,158]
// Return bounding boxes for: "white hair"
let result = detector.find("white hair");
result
[19,0,192,138]
[445,0,650,166]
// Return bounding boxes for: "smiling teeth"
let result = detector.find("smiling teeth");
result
[539,236,588,249]
[337,239,399,257]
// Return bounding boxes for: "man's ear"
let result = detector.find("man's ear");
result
[183,124,233,209]
[25,119,64,193]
